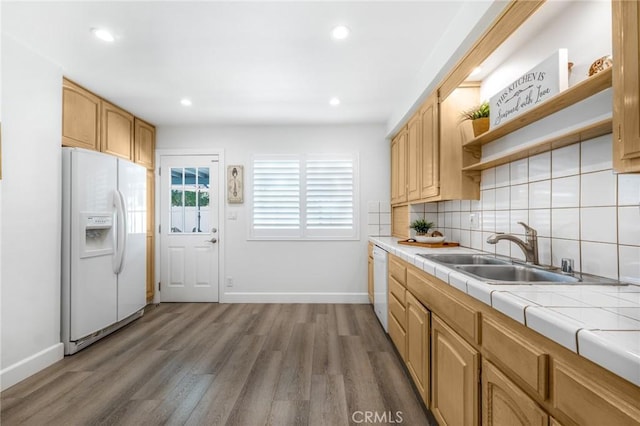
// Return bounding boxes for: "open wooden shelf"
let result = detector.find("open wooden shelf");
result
[462,118,612,172]
[462,67,612,150]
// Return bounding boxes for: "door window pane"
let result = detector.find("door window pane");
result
[170,167,210,233]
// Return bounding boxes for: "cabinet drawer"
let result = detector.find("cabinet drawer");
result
[389,255,406,287]
[552,360,640,426]
[483,316,549,399]
[389,310,407,361]
[408,270,480,344]
[388,291,406,330]
[389,276,406,307]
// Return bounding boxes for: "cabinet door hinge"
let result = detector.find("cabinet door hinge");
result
[158,224,161,234]
[158,167,161,176]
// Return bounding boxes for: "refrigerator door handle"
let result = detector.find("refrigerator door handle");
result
[113,190,128,274]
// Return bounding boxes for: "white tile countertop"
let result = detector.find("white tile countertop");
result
[370,236,640,387]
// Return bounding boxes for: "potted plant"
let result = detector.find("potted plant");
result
[410,219,435,242]
[461,101,490,137]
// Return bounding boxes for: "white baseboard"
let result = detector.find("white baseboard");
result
[222,292,370,304]
[0,343,64,391]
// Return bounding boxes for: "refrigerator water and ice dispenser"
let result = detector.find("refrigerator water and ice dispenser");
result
[80,212,114,258]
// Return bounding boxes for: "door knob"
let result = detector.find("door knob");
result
[205,237,217,243]
[211,227,218,233]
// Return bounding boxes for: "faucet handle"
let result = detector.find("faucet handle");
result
[561,258,574,274]
[517,221,537,236]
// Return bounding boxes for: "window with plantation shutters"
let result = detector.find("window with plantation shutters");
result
[250,154,359,240]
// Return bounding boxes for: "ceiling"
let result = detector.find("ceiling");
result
[3,1,493,127]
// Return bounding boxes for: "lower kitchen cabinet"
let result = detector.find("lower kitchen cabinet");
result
[431,314,479,426]
[551,359,640,426]
[372,251,640,426]
[367,243,374,304]
[388,309,407,361]
[406,290,430,407]
[482,359,548,426]
[146,235,154,301]
[388,254,407,360]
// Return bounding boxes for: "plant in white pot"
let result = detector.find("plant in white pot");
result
[410,219,442,243]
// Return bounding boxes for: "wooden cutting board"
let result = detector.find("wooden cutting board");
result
[398,240,460,248]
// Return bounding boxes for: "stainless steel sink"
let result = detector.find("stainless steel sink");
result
[418,253,511,265]
[419,252,626,285]
[455,264,580,283]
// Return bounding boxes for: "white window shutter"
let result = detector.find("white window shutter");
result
[250,153,358,240]
[251,158,301,237]
[305,158,354,236]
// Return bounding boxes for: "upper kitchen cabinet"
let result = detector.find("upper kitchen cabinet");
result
[420,93,439,199]
[391,128,408,205]
[101,101,134,161]
[612,0,640,173]
[407,114,422,201]
[62,78,101,150]
[134,118,156,170]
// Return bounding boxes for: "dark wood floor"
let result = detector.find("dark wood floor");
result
[1,303,432,426]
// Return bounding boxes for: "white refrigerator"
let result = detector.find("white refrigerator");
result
[62,147,147,355]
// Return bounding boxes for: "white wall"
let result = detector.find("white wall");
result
[157,124,389,303]
[480,0,612,100]
[0,35,64,390]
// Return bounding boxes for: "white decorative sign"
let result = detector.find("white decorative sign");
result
[490,49,569,128]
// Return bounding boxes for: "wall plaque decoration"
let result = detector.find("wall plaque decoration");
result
[227,165,244,203]
[490,49,569,128]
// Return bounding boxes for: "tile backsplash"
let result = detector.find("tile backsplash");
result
[367,201,391,237]
[411,134,640,284]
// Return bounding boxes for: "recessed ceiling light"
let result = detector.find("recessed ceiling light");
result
[469,66,482,77]
[329,97,341,106]
[331,25,350,40]
[180,98,192,107]
[91,28,115,43]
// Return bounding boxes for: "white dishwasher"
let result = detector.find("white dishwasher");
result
[373,245,388,332]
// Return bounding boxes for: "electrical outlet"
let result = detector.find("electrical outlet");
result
[469,213,479,230]
[225,276,234,287]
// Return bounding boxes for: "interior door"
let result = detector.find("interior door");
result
[160,155,219,302]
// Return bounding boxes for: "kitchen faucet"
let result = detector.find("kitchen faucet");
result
[486,222,539,265]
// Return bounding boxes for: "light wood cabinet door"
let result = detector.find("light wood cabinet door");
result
[134,118,156,170]
[101,101,134,160]
[388,302,407,361]
[391,129,408,205]
[420,93,439,199]
[62,79,101,150]
[551,359,640,426]
[391,136,399,204]
[146,235,154,301]
[367,255,374,304]
[146,169,155,301]
[482,360,548,426]
[406,291,430,407]
[612,0,640,172]
[407,114,422,201]
[432,314,479,426]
